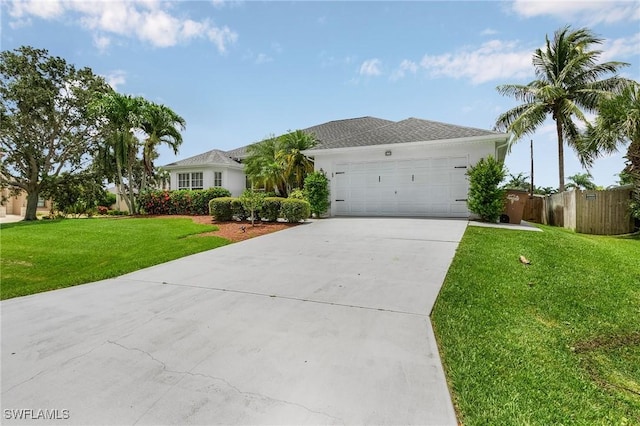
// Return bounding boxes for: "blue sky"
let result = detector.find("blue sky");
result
[2,0,639,188]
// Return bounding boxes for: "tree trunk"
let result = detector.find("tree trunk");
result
[556,120,565,192]
[24,190,39,221]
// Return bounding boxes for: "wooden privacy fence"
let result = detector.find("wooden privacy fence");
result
[539,187,635,235]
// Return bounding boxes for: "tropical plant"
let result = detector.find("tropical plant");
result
[304,170,330,218]
[90,91,145,214]
[244,135,286,195]
[565,173,597,190]
[0,46,110,220]
[244,130,316,196]
[495,26,629,191]
[580,81,640,219]
[534,186,558,196]
[279,129,316,192]
[139,102,185,192]
[502,172,530,191]
[466,156,506,222]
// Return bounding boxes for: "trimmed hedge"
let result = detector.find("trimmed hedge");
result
[209,197,248,221]
[262,197,285,221]
[141,188,231,215]
[280,199,310,223]
[209,197,234,221]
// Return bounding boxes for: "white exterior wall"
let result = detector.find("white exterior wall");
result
[169,166,246,196]
[311,139,500,217]
[226,168,247,197]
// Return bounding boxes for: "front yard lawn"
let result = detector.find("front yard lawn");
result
[1,217,229,300]
[432,225,639,425]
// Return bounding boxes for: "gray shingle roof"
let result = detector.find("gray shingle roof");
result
[165,116,506,167]
[307,117,505,150]
[302,116,394,147]
[164,149,241,167]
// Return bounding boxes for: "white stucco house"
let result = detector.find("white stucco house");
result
[163,116,509,217]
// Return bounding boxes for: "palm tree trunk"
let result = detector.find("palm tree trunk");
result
[556,120,565,192]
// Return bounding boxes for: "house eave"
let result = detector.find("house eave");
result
[302,134,509,157]
[163,162,244,170]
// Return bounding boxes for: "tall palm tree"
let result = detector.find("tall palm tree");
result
[279,130,316,191]
[139,102,186,192]
[495,26,628,191]
[91,91,144,213]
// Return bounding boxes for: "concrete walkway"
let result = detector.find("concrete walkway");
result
[1,218,466,425]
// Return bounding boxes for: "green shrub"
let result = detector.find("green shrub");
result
[240,189,265,225]
[107,209,128,216]
[304,171,330,218]
[140,188,231,215]
[280,198,310,223]
[209,197,234,221]
[192,188,232,215]
[230,198,247,220]
[262,197,285,221]
[466,156,506,222]
[288,189,306,200]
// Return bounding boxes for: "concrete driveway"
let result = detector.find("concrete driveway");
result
[1,218,467,425]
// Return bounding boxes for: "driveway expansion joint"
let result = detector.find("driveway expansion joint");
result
[141,278,429,318]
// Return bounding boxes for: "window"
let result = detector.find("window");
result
[178,173,190,189]
[177,172,204,190]
[214,171,222,187]
[37,196,45,207]
[191,172,203,190]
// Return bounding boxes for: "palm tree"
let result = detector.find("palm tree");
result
[279,130,316,191]
[91,91,144,213]
[503,172,530,191]
[139,102,185,192]
[495,26,628,192]
[581,81,640,217]
[565,172,597,190]
[244,135,286,195]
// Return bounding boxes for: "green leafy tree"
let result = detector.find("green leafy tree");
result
[565,173,597,190]
[0,46,110,220]
[304,170,330,218]
[43,171,108,217]
[534,186,558,196]
[495,26,628,192]
[240,189,265,226]
[467,156,506,222]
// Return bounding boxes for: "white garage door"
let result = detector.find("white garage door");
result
[333,157,469,217]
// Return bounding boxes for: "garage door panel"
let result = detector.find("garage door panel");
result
[333,157,469,217]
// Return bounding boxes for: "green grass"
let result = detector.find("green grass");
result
[1,217,229,300]
[432,225,640,425]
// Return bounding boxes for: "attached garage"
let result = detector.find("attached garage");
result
[303,117,509,218]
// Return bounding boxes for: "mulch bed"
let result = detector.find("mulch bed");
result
[149,215,300,243]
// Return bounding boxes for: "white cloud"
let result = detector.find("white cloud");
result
[8,0,64,19]
[481,28,498,36]
[602,32,640,62]
[419,40,533,85]
[93,34,111,52]
[6,0,238,52]
[511,0,640,25]
[390,59,418,81]
[104,70,127,90]
[359,58,382,76]
[255,53,272,64]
